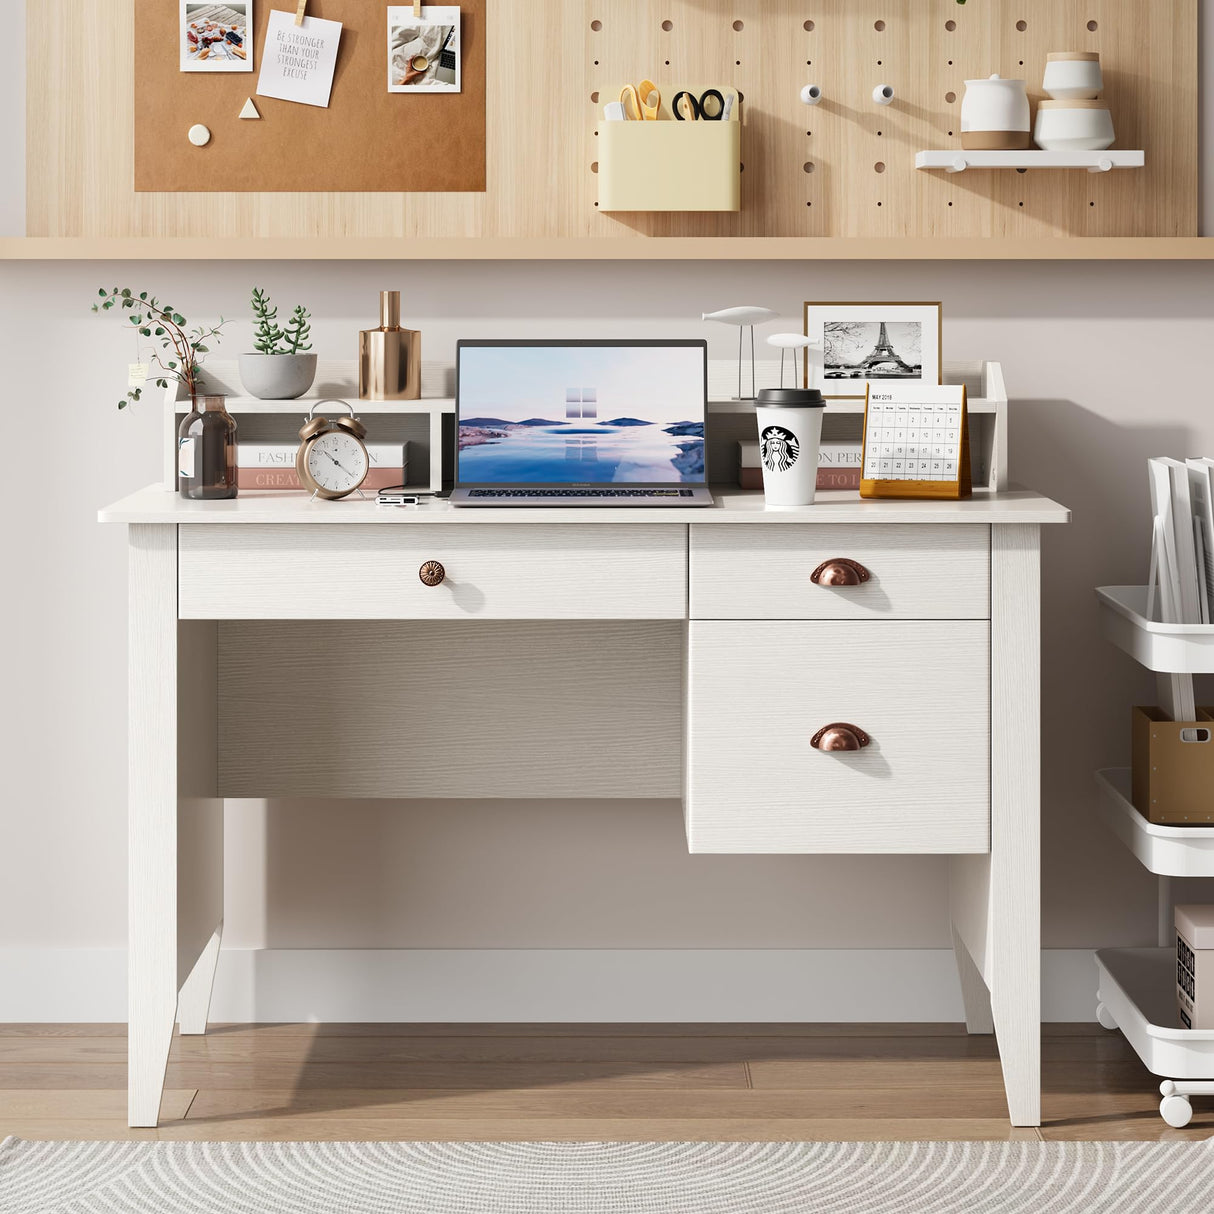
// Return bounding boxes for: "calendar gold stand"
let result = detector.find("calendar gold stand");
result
[860,384,972,500]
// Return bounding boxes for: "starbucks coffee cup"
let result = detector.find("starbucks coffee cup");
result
[755,387,827,507]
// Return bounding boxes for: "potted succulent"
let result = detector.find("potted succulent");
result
[238,287,317,400]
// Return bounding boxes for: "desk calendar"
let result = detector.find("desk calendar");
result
[860,383,972,500]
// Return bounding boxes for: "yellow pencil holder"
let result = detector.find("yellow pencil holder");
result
[598,87,741,213]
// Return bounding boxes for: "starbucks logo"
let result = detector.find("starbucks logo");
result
[761,425,799,472]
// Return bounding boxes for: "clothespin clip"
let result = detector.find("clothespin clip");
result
[413,1,423,15]
[294,0,307,26]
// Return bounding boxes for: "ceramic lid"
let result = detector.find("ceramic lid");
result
[1037,99,1110,109]
[964,73,1027,86]
[755,388,825,409]
[1046,51,1101,61]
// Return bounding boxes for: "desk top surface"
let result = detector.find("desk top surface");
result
[99,484,1070,526]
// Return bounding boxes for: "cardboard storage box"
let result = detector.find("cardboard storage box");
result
[1132,706,1214,824]
[1176,904,1214,1029]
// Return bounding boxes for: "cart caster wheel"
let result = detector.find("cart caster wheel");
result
[1160,1094,1193,1128]
[1096,1002,1117,1031]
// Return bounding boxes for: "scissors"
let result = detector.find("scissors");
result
[620,79,661,121]
[672,88,727,121]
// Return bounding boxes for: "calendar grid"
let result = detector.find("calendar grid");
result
[863,389,965,485]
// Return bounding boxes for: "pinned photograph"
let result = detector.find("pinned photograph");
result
[180,1,253,72]
[804,302,942,399]
[387,6,462,93]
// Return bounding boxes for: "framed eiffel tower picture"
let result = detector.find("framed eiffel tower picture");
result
[803,302,942,401]
[860,382,972,501]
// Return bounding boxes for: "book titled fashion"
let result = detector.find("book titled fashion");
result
[738,440,861,490]
[237,441,408,491]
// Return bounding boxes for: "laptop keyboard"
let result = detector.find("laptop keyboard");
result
[468,488,696,499]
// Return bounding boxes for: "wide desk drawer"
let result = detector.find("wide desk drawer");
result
[690,524,989,619]
[685,620,990,853]
[178,525,688,620]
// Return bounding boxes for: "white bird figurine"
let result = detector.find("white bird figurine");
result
[767,332,815,388]
[701,306,780,400]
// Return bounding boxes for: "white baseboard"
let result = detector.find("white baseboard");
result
[0,948,1100,1023]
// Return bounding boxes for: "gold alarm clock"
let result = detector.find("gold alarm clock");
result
[296,400,370,500]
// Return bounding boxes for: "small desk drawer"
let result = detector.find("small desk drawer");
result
[178,525,688,620]
[685,620,990,853]
[690,524,989,619]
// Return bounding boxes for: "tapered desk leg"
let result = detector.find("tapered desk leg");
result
[950,524,1041,1128]
[128,526,179,1128]
[128,526,224,1126]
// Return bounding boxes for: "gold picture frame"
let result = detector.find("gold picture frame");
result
[803,301,943,400]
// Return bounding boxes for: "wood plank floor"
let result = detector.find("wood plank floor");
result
[0,1024,1202,1142]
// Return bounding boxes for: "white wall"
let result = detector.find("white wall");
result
[2,256,1213,1021]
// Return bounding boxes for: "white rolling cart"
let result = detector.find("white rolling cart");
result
[1094,585,1214,1127]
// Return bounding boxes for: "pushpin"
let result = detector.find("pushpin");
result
[239,98,260,120]
[188,124,211,147]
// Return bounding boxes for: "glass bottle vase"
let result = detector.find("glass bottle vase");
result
[177,394,238,500]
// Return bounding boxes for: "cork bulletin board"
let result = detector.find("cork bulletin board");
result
[133,0,487,192]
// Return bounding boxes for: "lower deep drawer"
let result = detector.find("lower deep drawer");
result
[685,619,991,854]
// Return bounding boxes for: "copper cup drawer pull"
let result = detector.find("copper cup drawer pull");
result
[418,560,446,587]
[811,722,871,752]
[811,558,871,587]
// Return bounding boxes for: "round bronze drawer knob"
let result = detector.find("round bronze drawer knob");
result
[419,560,446,587]
[811,558,870,587]
[811,722,871,752]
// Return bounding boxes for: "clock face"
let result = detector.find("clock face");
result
[305,430,369,497]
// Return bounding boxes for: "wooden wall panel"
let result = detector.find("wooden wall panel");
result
[26,0,1197,240]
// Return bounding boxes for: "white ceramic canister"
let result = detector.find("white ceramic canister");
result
[755,388,827,508]
[1034,100,1115,151]
[1042,51,1103,100]
[960,74,1031,150]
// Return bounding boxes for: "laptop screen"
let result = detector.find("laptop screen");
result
[456,341,707,486]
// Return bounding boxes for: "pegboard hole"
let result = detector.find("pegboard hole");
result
[876,60,883,66]
[804,19,815,32]
[664,59,671,65]
[877,201,883,207]
[590,19,602,31]
[732,19,744,31]
[591,162,599,173]
[806,130,812,136]
[1019,60,1025,66]
[1016,19,1027,31]
[735,60,741,66]
[945,91,956,103]
[948,201,953,207]
[1016,167,1028,174]
[807,201,813,207]
[803,161,816,173]
[874,20,886,32]
[593,60,599,66]
[1087,19,1099,31]
[876,130,883,136]
[737,91,744,102]
[947,131,953,137]
[945,19,956,31]
[739,163,745,172]
[1090,200,1096,206]
[590,91,599,103]
[1018,201,1024,207]
[661,18,673,31]
[874,161,886,173]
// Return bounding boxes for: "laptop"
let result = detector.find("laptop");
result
[450,339,713,507]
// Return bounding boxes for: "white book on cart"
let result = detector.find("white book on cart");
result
[1187,459,1214,624]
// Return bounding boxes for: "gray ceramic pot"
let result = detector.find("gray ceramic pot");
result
[238,353,318,400]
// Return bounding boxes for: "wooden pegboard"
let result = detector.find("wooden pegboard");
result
[27,0,1197,239]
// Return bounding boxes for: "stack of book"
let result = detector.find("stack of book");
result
[237,442,410,491]
[738,440,862,491]
[1148,457,1214,626]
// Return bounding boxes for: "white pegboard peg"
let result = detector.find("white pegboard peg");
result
[873,84,895,106]
[800,84,822,106]
[1089,157,1115,173]
[947,156,968,173]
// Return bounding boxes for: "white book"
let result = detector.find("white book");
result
[237,441,408,469]
[1162,457,1202,624]
[1188,459,1214,623]
[1195,516,1210,626]
[1148,458,1182,625]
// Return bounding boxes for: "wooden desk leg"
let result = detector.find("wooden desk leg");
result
[128,525,179,1128]
[128,527,224,1127]
[950,524,1041,1128]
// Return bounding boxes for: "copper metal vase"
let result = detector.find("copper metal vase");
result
[359,290,421,400]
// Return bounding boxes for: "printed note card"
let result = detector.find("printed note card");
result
[256,9,342,108]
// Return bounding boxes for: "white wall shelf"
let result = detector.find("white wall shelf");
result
[916,150,1145,174]
[1094,769,1214,878]
[1096,585,1214,673]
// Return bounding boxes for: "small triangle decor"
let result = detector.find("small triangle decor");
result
[239,98,260,120]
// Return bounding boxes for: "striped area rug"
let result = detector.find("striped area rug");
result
[2,1137,1212,1213]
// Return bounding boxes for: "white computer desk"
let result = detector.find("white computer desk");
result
[100,483,1069,1127]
